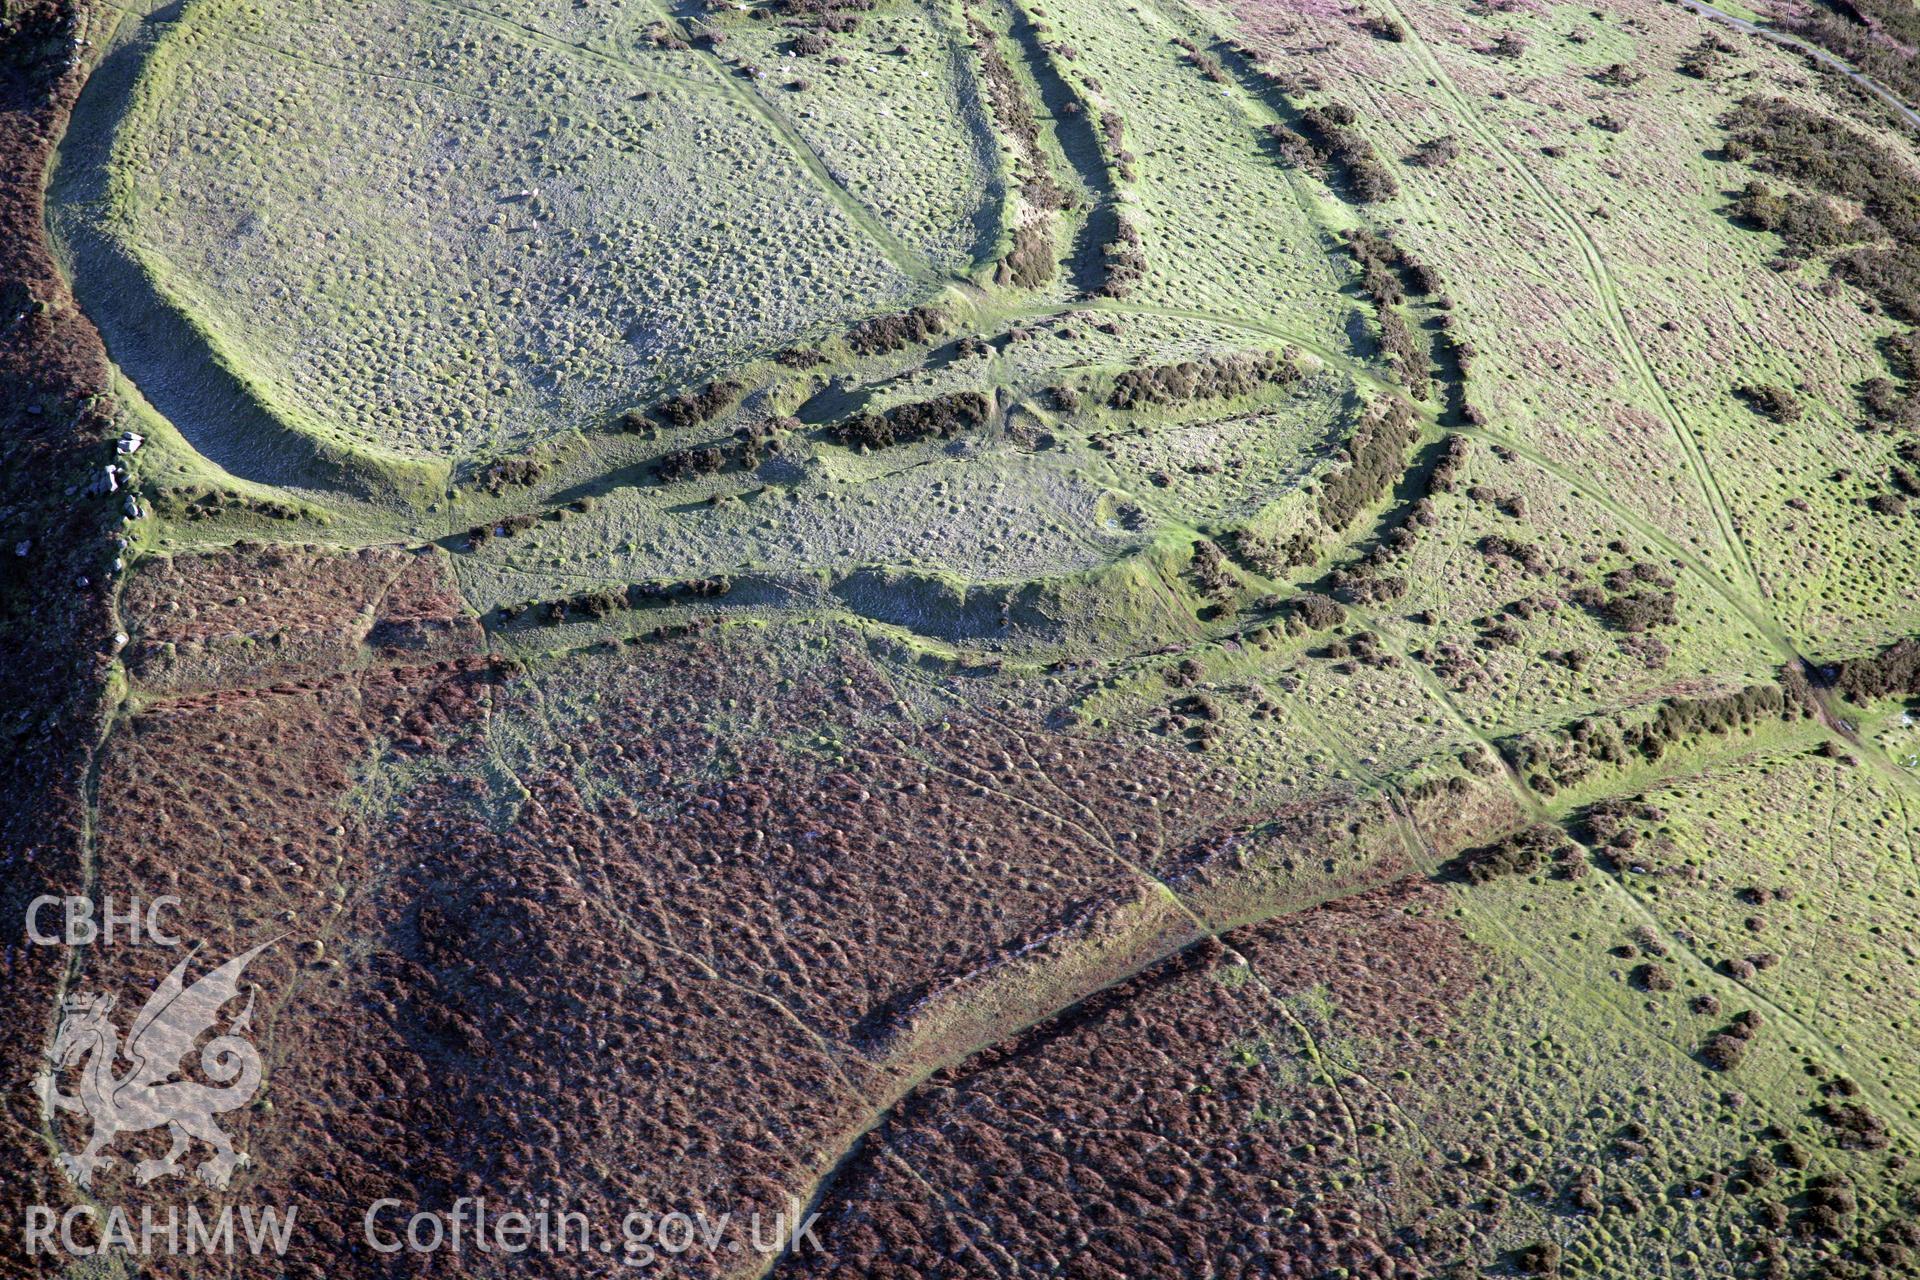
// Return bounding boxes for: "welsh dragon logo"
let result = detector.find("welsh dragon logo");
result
[36,940,275,1189]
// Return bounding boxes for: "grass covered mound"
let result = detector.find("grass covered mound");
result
[54,0,994,463]
[20,0,1920,1277]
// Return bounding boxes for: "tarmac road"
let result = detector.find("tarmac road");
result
[1677,0,1920,131]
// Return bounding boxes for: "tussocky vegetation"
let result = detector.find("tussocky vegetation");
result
[4,0,1920,1276]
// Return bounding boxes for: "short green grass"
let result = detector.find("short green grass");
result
[68,0,924,462]
[68,0,1920,1271]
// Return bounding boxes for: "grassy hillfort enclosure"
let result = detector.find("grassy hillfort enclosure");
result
[4,0,1920,1275]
